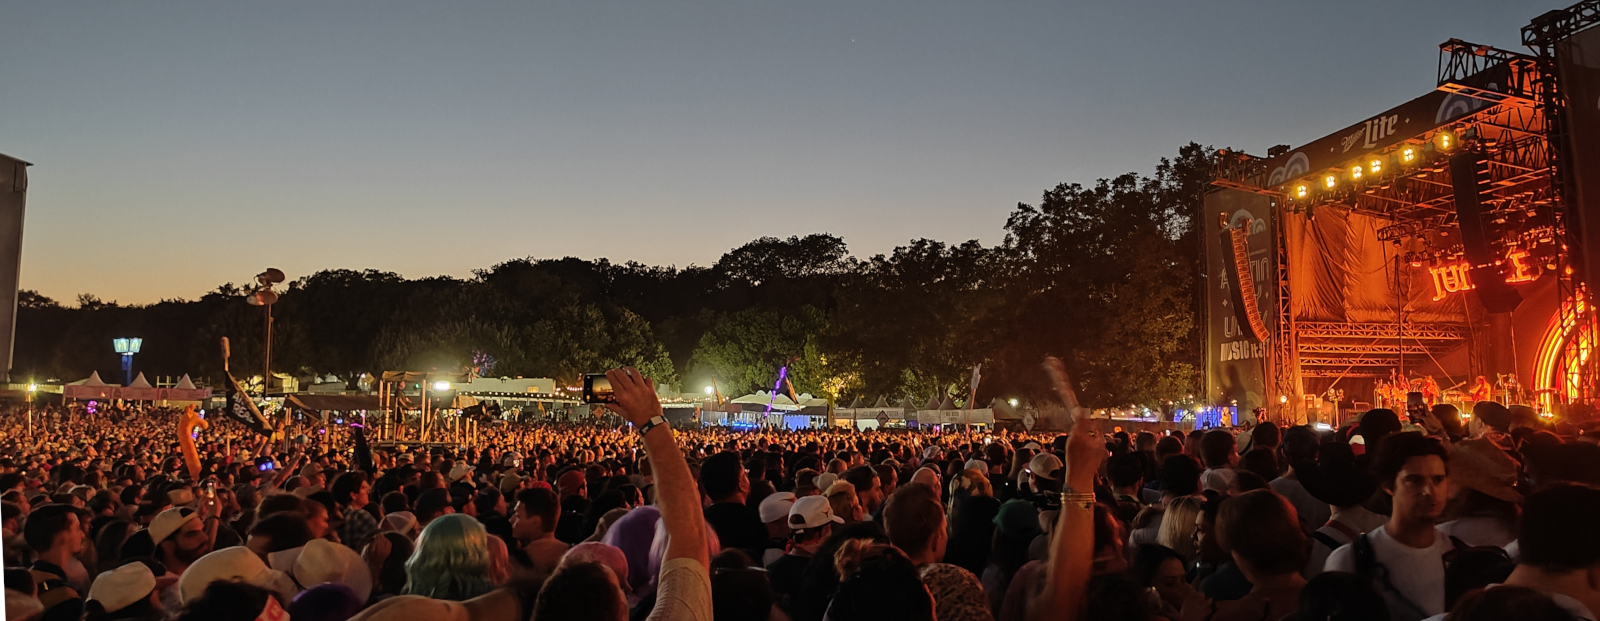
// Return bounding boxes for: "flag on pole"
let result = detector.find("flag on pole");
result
[220,336,276,438]
[222,370,277,437]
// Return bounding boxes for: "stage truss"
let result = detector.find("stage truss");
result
[1214,9,1600,413]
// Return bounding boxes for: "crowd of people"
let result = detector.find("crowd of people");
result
[2,367,1599,621]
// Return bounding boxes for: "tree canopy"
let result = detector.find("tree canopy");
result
[17,144,1215,408]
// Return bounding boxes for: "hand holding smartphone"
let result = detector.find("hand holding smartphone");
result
[584,373,617,404]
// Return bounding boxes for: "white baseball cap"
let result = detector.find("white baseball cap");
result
[1027,453,1063,481]
[269,538,373,602]
[178,546,297,604]
[758,492,797,523]
[148,507,199,544]
[87,562,157,613]
[788,495,844,530]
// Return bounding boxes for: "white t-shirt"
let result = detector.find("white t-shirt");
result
[1201,468,1237,494]
[1325,525,1451,621]
[1302,506,1388,580]
[1270,475,1330,535]
[1439,516,1516,549]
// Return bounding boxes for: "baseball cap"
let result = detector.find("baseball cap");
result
[788,495,844,530]
[178,546,297,604]
[758,492,797,523]
[964,459,988,472]
[557,470,586,494]
[268,538,373,602]
[815,473,839,493]
[87,562,157,614]
[148,507,199,544]
[1027,453,1063,481]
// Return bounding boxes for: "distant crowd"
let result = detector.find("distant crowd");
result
[3,369,1599,621]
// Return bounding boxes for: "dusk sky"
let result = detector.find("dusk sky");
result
[4,1,1545,305]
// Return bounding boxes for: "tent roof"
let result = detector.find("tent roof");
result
[937,395,957,410]
[872,395,889,408]
[74,372,109,387]
[129,373,153,388]
[846,396,863,409]
[924,395,941,411]
[175,374,197,390]
[286,394,383,411]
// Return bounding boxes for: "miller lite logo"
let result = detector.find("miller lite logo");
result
[1341,114,1399,153]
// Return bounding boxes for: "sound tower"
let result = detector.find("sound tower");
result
[1450,151,1522,313]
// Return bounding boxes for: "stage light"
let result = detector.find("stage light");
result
[1369,159,1382,174]
[1401,146,1418,163]
[1324,174,1337,189]
[1295,184,1309,199]
[1350,165,1363,181]
[1436,131,1455,151]
[1008,398,1019,407]
[432,380,450,391]
[704,385,715,395]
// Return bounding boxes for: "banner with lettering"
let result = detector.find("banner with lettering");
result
[1204,189,1274,413]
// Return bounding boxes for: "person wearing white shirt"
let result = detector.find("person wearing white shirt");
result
[1271,426,1330,535]
[1198,431,1239,495]
[1325,432,1452,621]
[1295,442,1386,579]
[1421,483,1600,621]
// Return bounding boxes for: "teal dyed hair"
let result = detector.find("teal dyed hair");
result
[403,513,494,601]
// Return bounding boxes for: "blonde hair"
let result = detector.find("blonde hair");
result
[826,481,859,522]
[1156,495,1204,560]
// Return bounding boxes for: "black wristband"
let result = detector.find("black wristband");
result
[637,415,668,436]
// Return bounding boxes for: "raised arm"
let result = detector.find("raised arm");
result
[605,367,709,569]
[1033,358,1104,621]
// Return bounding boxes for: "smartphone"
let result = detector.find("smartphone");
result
[583,373,616,404]
[203,480,216,497]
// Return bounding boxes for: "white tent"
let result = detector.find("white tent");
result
[63,372,115,400]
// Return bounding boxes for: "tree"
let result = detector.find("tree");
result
[830,239,1002,401]
[689,306,834,398]
[991,143,1212,406]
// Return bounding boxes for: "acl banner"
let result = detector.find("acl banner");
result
[1204,189,1274,413]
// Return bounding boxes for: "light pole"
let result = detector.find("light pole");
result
[26,382,36,439]
[246,269,285,397]
[113,338,143,386]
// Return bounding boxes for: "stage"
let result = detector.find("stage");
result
[1203,5,1600,424]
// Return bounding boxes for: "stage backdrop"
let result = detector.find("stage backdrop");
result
[0,154,26,383]
[1204,188,1275,415]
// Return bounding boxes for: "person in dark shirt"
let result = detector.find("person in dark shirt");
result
[701,451,767,554]
[768,495,842,602]
[474,487,515,544]
[25,504,86,621]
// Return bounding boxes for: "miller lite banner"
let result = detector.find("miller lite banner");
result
[1255,62,1515,190]
[1204,188,1274,413]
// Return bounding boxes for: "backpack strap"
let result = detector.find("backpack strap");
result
[1352,533,1376,581]
[1324,519,1360,542]
[1311,530,1343,551]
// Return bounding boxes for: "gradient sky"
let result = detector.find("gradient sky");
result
[2,1,1548,304]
